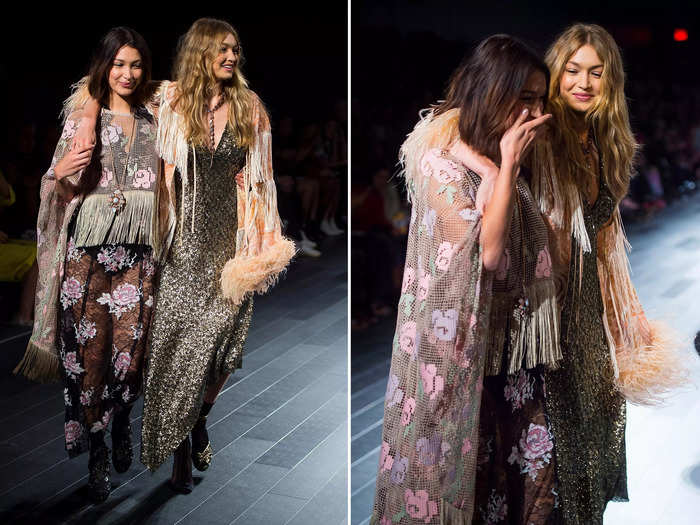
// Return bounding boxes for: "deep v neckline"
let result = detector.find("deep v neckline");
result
[211,124,228,154]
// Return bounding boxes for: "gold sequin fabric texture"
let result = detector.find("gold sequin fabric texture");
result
[141,125,253,471]
[544,177,627,524]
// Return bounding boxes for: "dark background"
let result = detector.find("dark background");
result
[0,5,347,152]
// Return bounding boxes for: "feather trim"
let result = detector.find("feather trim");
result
[615,320,690,405]
[13,342,61,383]
[220,237,296,305]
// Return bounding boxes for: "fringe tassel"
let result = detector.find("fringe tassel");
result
[220,237,296,305]
[73,191,155,248]
[484,280,562,376]
[440,498,473,525]
[13,342,61,383]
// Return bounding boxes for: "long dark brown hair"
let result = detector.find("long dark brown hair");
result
[86,27,152,108]
[435,34,549,164]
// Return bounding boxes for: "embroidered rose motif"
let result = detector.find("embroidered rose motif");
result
[63,351,84,378]
[62,120,77,140]
[432,308,457,341]
[495,247,511,280]
[97,283,141,319]
[535,247,552,278]
[400,397,416,426]
[114,351,132,380]
[420,362,445,401]
[380,441,394,472]
[462,437,472,455]
[65,420,82,448]
[399,321,417,357]
[401,267,416,294]
[431,164,462,184]
[503,369,535,412]
[91,408,114,433]
[60,277,83,310]
[390,453,408,484]
[101,123,122,145]
[80,387,94,406]
[74,318,97,345]
[122,386,131,403]
[416,270,431,302]
[132,167,156,189]
[404,489,439,523]
[459,207,480,221]
[99,167,114,188]
[385,374,404,408]
[435,241,455,271]
[96,245,136,273]
[507,423,554,481]
[416,433,442,466]
[142,257,156,278]
[421,208,437,237]
[66,238,85,262]
[63,388,72,407]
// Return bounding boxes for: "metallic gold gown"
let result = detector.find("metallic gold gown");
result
[544,178,628,524]
[141,125,254,471]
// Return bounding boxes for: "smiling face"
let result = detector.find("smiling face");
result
[212,33,240,81]
[506,70,548,127]
[559,44,603,113]
[107,45,143,100]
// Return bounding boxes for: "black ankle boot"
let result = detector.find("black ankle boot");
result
[170,437,193,494]
[88,433,111,503]
[191,402,213,471]
[112,407,133,473]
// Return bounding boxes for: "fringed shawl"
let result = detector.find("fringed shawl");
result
[155,81,295,306]
[372,110,560,525]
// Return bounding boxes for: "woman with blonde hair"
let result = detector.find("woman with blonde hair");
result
[74,17,294,492]
[458,23,686,524]
[14,27,161,502]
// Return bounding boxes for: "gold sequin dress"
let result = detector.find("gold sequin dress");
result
[544,177,628,524]
[141,125,254,471]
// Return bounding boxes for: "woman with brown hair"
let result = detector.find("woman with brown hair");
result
[14,27,160,502]
[74,18,295,493]
[371,35,559,525]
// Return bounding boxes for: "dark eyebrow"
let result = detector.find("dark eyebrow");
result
[567,60,603,69]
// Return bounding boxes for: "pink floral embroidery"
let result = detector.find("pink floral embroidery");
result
[461,437,472,455]
[91,408,114,433]
[96,245,136,272]
[66,238,85,262]
[114,351,132,381]
[97,283,141,319]
[507,423,554,481]
[74,318,97,345]
[380,441,394,472]
[431,308,457,341]
[101,123,122,144]
[132,167,156,189]
[401,397,416,426]
[80,387,94,406]
[404,489,439,523]
[65,420,82,448]
[399,321,417,357]
[420,362,445,401]
[435,241,455,271]
[503,370,535,412]
[99,167,114,188]
[142,256,156,278]
[535,247,552,278]
[385,374,404,408]
[61,120,77,140]
[430,158,462,184]
[60,277,84,310]
[401,267,416,294]
[63,351,84,379]
[495,248,510,280]
[421,208,437,237]
[416,269,431,302]
[459,207,480,221]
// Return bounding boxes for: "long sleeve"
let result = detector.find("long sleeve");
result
[220,93,296,305]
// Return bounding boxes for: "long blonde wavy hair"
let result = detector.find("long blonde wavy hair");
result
[172,18,255,148]
[537,23,638,213]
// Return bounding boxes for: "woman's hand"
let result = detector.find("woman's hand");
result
[73,119,97,151]
[54,143,94,180]
[499,108,551,169]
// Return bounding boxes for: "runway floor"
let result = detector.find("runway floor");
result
[350,194,700,525]
[0,237,348,525]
